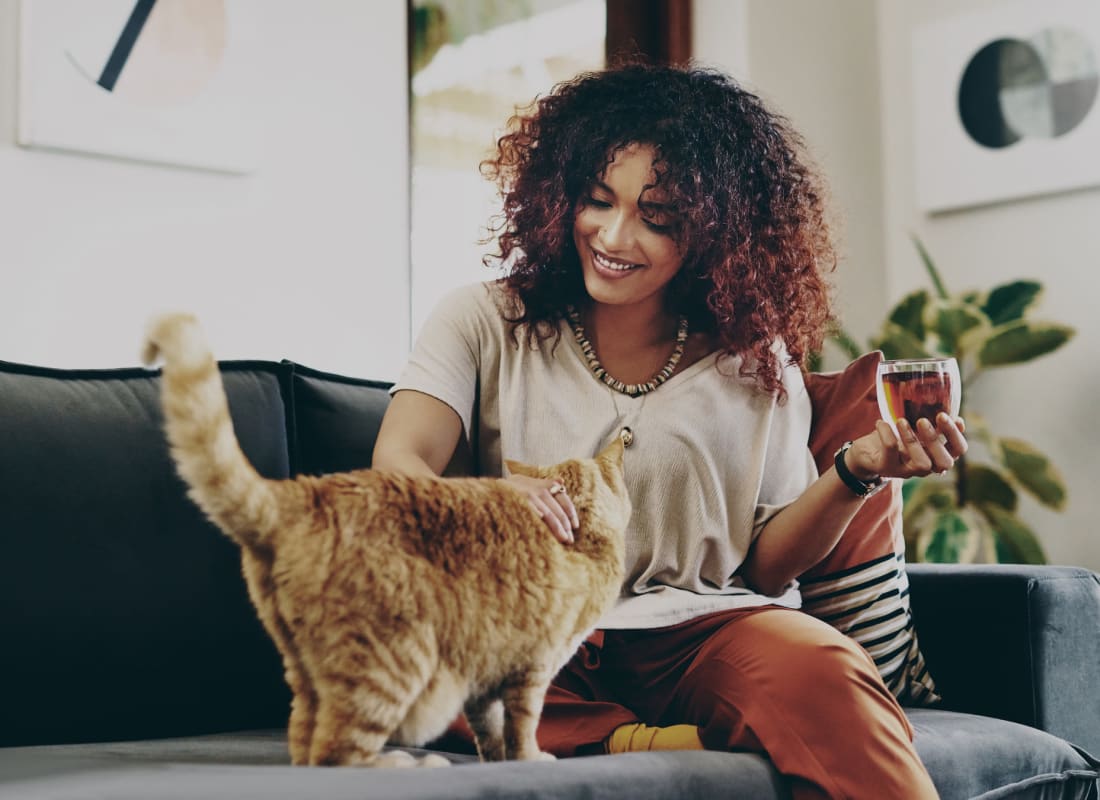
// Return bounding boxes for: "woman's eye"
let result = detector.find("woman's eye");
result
[585,196,612,208]
[644,219,673,234]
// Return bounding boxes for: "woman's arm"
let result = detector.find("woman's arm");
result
[371,389,579,542]
[740,414,967,597]
[371,389,463,478]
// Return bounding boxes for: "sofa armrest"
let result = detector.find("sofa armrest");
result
[907,563,1100,755]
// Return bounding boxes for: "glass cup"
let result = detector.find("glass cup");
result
[876,357,962,435]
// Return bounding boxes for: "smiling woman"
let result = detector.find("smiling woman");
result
[373,61,969,799]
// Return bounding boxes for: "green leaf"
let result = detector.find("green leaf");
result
[872,323,932,360]
[929,300,988,353]
[902,477,955,531]
[887,290,928,341]
[999,438,1068,510]
[922,510,975,563]
[829,327,865,360]
[960,290,982,305]
[911,235,950,300]
[983,280,1043,325]
[978,320,1075,367]
[965,463,1017,511]
[980,505,1048,564]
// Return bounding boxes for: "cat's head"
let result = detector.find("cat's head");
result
[504,438,632,538]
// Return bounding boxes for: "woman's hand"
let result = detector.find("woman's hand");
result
[503,474,580,544]
[845,413,968,482]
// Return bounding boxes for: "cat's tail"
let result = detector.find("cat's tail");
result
[142,313,278,549]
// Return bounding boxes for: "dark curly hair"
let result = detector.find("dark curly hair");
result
[481,62,836,396]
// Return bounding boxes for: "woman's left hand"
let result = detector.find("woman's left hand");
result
[845,413,968,482]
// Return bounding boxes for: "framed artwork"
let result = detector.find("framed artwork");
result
[17,0,266,173]
[912,0,1100,212]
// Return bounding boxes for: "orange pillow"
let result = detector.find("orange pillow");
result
[801,351,940,705]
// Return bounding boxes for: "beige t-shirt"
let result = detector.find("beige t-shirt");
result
[392,281,818,629]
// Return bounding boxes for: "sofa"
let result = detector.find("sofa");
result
[1,356,1098,800]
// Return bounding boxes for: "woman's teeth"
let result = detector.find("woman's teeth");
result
[594,250,640,271]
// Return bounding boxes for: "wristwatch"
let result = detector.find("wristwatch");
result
[833,441,888,498]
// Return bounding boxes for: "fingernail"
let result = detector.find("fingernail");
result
[572,515,580,529]
[919,418,934,433]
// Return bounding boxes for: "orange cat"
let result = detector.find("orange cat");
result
[142,313,631,768]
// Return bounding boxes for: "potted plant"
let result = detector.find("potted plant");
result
[832,237,1075,563]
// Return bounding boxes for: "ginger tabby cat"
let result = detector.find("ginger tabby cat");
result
[142,313,631,767]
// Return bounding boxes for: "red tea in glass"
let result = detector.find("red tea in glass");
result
[876,358,961,433]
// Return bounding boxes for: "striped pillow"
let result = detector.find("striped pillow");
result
[801,352,940,706]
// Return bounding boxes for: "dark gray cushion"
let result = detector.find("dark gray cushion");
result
[284,362,392,476]
[0,732,788,800]
[3,711,1098,800]
[911,708,1099,799]
[0,360,292,748]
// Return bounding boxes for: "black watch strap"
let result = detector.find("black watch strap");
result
[833,441,885,498]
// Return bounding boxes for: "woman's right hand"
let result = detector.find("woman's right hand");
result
[503,474,579,544]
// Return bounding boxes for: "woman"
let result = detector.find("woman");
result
[373,62,964,799]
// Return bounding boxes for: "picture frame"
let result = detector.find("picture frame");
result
[17,0,266,174]
[912,0,1100,213]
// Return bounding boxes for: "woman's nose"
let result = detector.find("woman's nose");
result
[599,211,633,251]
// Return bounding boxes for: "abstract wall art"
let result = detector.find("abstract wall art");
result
[912,0,1100,212]
[17,0,266,173]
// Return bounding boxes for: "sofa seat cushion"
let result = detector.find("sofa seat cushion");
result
[0,731,787,800]
[910,708,1099,799]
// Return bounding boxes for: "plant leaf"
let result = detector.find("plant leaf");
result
[911,235,950,300]
[983,280,1043,325]
[902,477,955,531]
[978,320,1075,367]
[999,437,1068,510]
[980,505,1047,564]
[929,299,988,353]
[829,327,865,361]
[922,510,975,563]
[965,463,1017,511]
[871,323,932,360]
[887,289,928,341]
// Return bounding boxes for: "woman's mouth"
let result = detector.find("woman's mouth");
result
[592,248,642,274]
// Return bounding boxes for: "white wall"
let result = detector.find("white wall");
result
[877,1,1100,571]
[0,0,409,380]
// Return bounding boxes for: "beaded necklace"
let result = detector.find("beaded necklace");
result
[566,307,689,398]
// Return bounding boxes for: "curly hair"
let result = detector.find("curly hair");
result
[481,62,836,396]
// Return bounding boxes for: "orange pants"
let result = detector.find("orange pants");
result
[438,606,938,800]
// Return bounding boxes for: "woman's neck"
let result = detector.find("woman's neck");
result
[584,300,679,354]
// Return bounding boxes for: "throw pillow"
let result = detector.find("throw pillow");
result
[801,351,940,706]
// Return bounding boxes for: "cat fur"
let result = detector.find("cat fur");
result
[142,313,631,767]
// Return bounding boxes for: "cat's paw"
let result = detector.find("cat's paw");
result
[368,750,418,768]
[416,753,452,768]
[533,751,557,762]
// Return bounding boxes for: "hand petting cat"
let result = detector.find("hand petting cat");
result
[503,474,580,544]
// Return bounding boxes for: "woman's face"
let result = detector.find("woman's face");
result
[572,143,684,313]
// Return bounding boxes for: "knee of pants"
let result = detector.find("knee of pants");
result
[708,624,886,713]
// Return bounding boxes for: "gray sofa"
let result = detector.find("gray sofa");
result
[1,357,1097,800]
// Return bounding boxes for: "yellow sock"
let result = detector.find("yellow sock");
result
[606,723,704,753]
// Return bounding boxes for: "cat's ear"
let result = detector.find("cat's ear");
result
[595,436,625,468]
[503,459,537,478]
